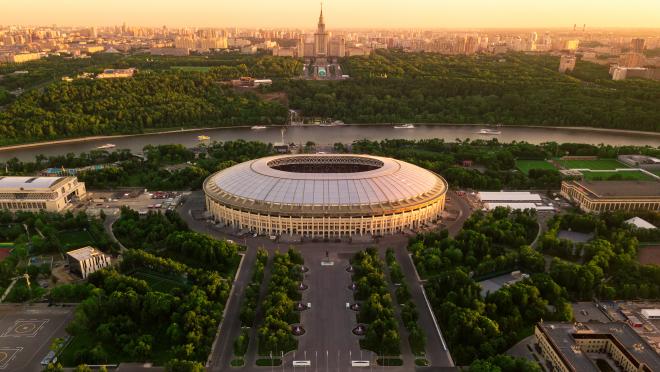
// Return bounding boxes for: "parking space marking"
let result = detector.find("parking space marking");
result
[1,319,49,338]
[0,347,22,370]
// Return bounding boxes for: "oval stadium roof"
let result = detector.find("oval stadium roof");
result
[204,154,448,216]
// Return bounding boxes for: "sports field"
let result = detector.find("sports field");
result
[131,269,188,292]
[581,170,656,181]
[171,66,212,72]
[515,160,556,174]
[59,230,95,249]
[555,158,627,170]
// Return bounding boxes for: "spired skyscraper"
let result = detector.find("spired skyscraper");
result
[314,4,329,57]
[297,3,344,59]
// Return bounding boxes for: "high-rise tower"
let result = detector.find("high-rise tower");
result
[314,3,328,57]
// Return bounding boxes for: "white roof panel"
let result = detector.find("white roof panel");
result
[0,176,65,190]
[209,154,446,208]
[478,192,542,202]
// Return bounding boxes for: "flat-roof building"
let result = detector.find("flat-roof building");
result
[535,322,660,372]
[641,309,660,320]
[66,246,111,279]
[561,180,660,213]
[0,176,86,212]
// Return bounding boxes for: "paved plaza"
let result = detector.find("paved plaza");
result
[0,304,74,371]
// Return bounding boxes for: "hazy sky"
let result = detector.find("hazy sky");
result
[3,0,660,29]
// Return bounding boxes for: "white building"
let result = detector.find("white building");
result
[66,246,111,279]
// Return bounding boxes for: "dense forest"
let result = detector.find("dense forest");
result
[276,52,660,131]
[1,51,659,145]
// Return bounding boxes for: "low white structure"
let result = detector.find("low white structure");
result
[478,191,542,203]
[485,202,554,211]
[625,217,656,229]
[97,68,136,79]
[641,309,660,320]
[66,246,111,279]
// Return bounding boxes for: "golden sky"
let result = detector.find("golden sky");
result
[3,0,660,28]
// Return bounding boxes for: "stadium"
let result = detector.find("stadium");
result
[203,154,448,238]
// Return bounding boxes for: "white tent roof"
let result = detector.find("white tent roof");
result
[625,217,656,229]
[478,191,542,202]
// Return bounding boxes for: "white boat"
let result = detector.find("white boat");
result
[393,124,415,129]
[96,143,116,149]
[251,125,267,130]
[478,129,502,135]
[197,135,211,141]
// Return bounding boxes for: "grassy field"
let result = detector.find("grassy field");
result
[515,160,556,174]
[581,170,656,181]
[170,66,212,72]
[131,269,189,292]
[0,242,14,248]
[59,230,96,249]
[556,159,627,170]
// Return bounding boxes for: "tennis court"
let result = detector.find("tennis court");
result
[515,160,557,174]
[59,230,96,249]
[131,269,188,292]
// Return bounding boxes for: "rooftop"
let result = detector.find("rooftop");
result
[66,246,108,261]
[478,191,542,202]
[0,176,66,190]
[204,154,447,216]
[574,180,660,198]
[538,322,660,372]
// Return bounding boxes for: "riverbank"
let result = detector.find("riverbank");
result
[1,123,659,153]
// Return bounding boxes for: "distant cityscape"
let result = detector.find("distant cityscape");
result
[2,5,660,80]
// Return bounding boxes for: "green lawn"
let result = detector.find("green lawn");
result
[581,170,656,181]
[0,243,14,248]
[556,159,627,170]
[131,269,189,292]
[59,230,96,249]
[170,66,212,72]
[516,160,556,174]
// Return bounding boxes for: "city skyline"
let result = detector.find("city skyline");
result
[3,0,660,29]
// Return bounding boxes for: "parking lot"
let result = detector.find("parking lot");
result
[84,190,187,216]
[0,304,74,371]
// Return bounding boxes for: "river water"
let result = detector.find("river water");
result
[1,124,659,161]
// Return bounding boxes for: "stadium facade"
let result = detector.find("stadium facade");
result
[203,154,448,238]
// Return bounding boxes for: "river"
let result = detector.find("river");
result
[1,124,659,161]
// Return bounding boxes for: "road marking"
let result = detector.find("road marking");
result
[1,319,49,338]
[0,347,22,370]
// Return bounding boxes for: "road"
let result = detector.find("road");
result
[393,248,454,368]
[445,191,472,237]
